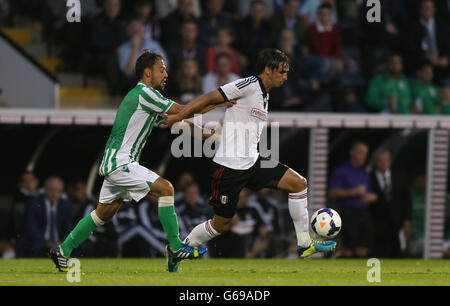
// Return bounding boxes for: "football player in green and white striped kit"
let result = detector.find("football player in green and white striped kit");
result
[49,50,234,273]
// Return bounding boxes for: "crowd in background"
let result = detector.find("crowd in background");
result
[0,163,449,259]
[1,0,450,114]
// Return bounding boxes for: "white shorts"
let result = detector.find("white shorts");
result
[99,162,160,204]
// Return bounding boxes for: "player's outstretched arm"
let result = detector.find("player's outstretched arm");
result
[163,90,235,127]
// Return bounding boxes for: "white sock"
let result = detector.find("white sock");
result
[288,188,312,248]
[184,220,221,247]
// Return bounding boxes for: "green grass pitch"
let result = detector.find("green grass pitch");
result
[0,258,449,286]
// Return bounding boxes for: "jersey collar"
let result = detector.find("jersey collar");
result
[256,76,268,98]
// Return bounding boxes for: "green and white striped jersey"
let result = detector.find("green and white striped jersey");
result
[99,82,174,176]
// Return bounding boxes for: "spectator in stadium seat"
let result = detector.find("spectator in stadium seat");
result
[441,86,450,114]
[133,0,160,42]
[269,28,334,112]
[166,19,206,77]
[365,54,412,114]
[328,142,377,258]
[404,0,450,81]
[117,20,169,93]
[234,0,270,73]
[205,27,241,75]
[176,182,211,239]
[202,52,240,94]
[305,3,343,79]
[160,0,197,49]
[197,0,232,46]
[359,0,407,59]
[237,0,275,17]
[89,0,128,95]
[91,0,127,53]
[269,28,302,110]
[299,0,338,26]
[268,0,304,45]
[410,63,443,114]
[168,59,203,104]
[154,0,201,20]
[369,149,412,258]
[336,87,367,113]
[45,0,98,72]
[16,177,72,258]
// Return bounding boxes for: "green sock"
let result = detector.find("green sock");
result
[60,212,99,257]
[158,196,183,251]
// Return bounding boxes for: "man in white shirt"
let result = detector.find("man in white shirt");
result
[163,48,336,259]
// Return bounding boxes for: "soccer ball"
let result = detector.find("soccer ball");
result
[310,208,342,239]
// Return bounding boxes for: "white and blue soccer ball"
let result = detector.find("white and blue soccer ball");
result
[310,208,342,239]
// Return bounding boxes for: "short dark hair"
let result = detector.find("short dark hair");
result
[318,3,332,11]
[255,48,291,74]
[350,141,368,151]
[135,50,163,79]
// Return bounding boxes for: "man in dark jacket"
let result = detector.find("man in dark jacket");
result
[268,0,304,45]
[369,149,412,258]
[404,0,450,80]
[159,0,197,49]
[16,177,72,257]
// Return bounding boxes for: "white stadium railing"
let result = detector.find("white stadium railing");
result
[1,109,449,259]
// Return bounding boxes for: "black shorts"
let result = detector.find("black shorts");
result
[208,156,289,218]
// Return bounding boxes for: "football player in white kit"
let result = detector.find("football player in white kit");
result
[163,49,336,260]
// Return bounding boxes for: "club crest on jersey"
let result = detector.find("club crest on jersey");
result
[220,195,228,205]
[250,108,268,121]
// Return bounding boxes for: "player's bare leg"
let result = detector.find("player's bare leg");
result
[277,168,336,258]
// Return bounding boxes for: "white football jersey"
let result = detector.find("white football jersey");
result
[213,76,269,170]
